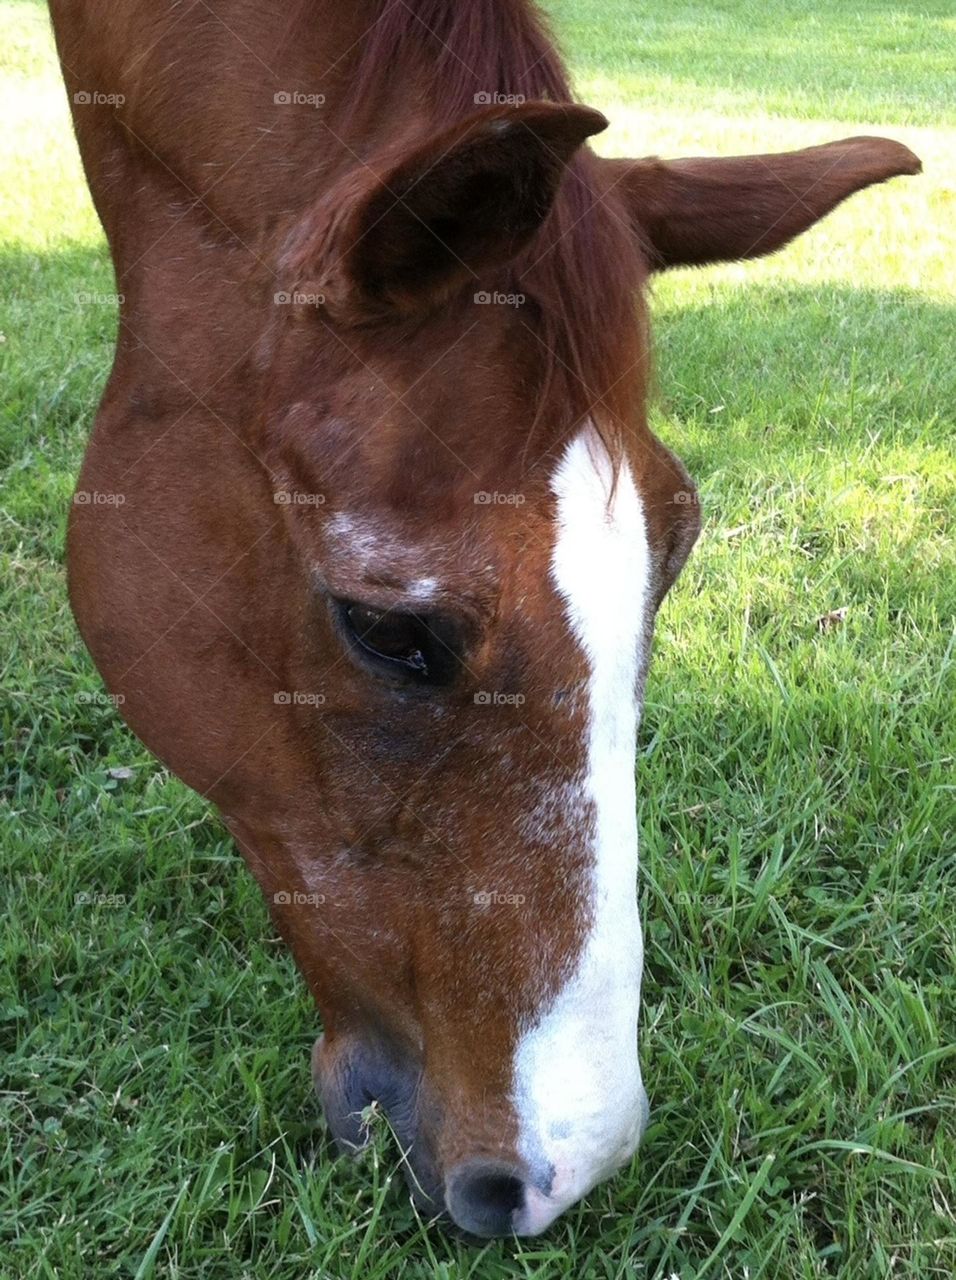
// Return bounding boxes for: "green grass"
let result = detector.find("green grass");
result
[559,0,956,127]
[2,0,954,1276]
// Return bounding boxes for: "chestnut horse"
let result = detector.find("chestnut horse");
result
[50,0,919,1238]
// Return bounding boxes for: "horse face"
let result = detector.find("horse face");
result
[259,287,699,1235]
[264,421,692,1236]
[254,105,917,1235]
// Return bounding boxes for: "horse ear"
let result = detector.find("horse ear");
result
[287,101,607,324]
[605,136,920,271]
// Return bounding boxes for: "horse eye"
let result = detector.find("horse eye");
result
[335,600,459,685]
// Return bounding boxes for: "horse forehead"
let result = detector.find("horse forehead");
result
[323,511,487,584]
[319,507,552,600]
[317,435,652,602]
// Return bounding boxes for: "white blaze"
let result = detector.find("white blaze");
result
[511,426,651,1235]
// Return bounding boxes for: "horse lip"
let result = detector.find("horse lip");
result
[311,1033,444,1208]
[313,1033,418,1135]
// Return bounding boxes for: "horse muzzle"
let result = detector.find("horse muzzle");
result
[311,1031,647,1238]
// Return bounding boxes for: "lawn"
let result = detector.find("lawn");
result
[1,1,954,1277]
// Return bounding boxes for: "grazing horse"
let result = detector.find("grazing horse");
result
[50,0,919,1238]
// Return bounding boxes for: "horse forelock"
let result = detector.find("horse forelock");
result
[336,0,647,470]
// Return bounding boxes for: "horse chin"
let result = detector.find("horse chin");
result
[311,1033,445,1214]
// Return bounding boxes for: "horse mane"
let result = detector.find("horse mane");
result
[344,0,644,465]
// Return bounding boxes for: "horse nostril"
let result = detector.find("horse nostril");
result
[445,1160,527,1238]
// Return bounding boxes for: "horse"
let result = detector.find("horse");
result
[49,0,920,1238]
